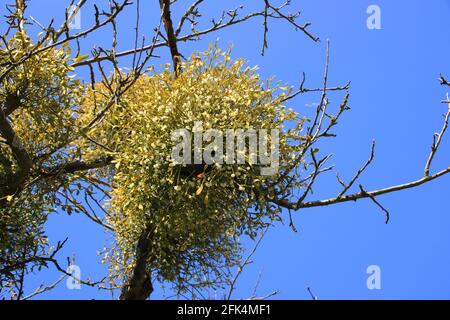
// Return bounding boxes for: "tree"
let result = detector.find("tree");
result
[0,0,449,300]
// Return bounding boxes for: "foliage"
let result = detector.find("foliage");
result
[0,34,83,160]
[76,46,307,292]
[2,0,449,300]
[0,31,84,295]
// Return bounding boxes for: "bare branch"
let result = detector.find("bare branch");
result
[263,0,318,42]
[273,165,450,212]
[75,1,317,67]
[159,0,181,73]
[337,141,375,198]
[0,0,133,82]
[40,156,114,177]
[307,287,318,300]
[424,98,450,177]
[23,275,66,300]
[359,185,390,224]
[226,223,272,300]
[175,0,204,37]
[439,74,450,87]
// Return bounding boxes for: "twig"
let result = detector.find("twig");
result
[359,185,390,224]
[424,98,450,177]
[337,141,375,198]
[226,223,271,300]
[23,275,66,300]
[307,286,318,300]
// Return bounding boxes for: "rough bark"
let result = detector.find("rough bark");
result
[159,0,181,73]
[0,107,32,200]
[119,225,154,300]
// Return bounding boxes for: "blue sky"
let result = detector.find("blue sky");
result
[9,0,450,299]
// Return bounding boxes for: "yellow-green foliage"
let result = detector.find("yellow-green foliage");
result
[0,33,84,290]
[0,33,83,160]
[77,47,306,288]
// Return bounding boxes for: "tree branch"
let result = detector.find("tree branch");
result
[159,0,181,74]
[424,99,450,176]
[40,156,114,177]
[0,108,32,198]
[272,165,450,212]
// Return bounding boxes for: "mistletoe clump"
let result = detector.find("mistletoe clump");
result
[0,32,84,292]
[0,34,83,161]
[77,46,307,290]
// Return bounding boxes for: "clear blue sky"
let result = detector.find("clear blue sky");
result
[9,0,450,299]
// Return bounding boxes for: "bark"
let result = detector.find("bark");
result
[41,156,114,177]
[159,0,181,73]
[119,225,154,300]
[0,108,32,200]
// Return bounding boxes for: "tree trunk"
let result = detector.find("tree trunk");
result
[119,225,154,300]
